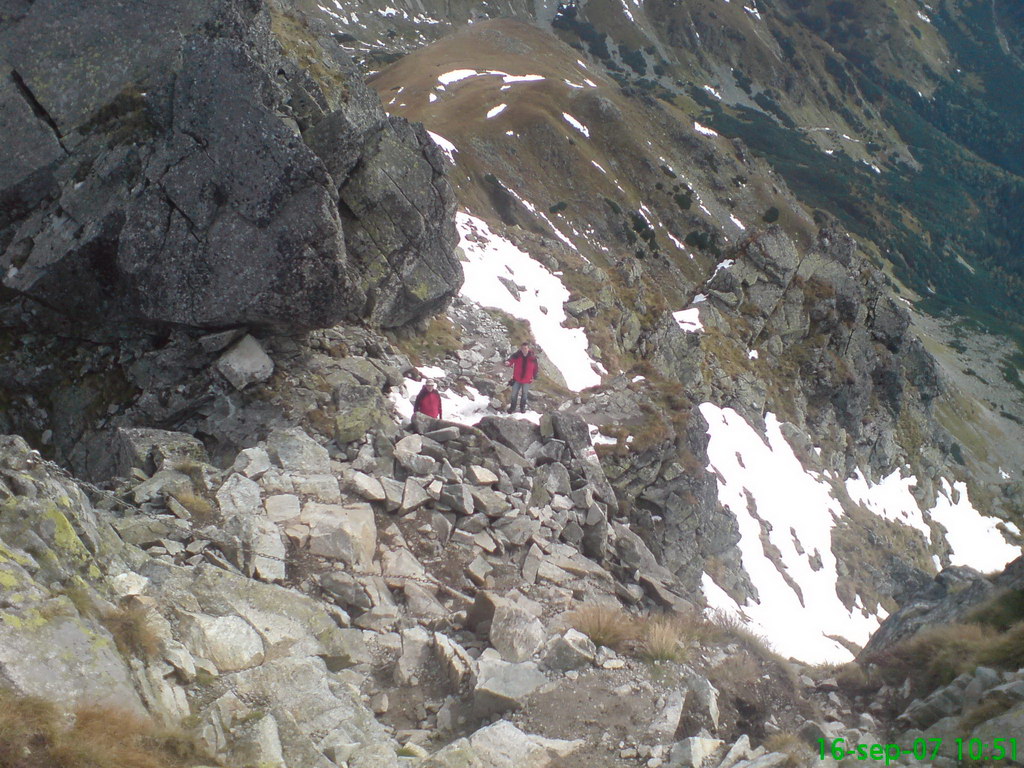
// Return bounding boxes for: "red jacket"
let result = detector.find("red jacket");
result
[413,387,442,418]
[507,351,539,383]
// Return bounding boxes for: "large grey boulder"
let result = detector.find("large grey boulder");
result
[110,427,208,477]
[473,650,547,716]
[0,0,460,330]
[478,416,541,455]
[861,566,999,657]
[179,613,266,672]
[198,656,398,767]
[217,335,275,390]
[0,607,148,715]
[489,600,546,662]
[423,720,583,768]
[301,502,377,567]
[267,428,331,474]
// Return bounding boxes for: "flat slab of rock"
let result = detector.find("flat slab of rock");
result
[541,629,596,671]
[217,335,274,390]
[478,416,541,455]
[345,471,387,502]
[217,473,262,517]
[180,613,265,672]
[467,465,499,485]
[490,600,546,662]
[301,502,377,567]
[267,428,330,474]
[423,720,582,768]
[0,612,147,715]
[669,737,724,768]
[474,650,547,717]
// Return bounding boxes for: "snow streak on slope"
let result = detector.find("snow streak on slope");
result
[926,480,1019,569]
[426,131,457,163]
[846,470,932,541]
[456,212,602,391]
[846,471,1020,571]
[700,405,1022,663]
[699,404,884,663]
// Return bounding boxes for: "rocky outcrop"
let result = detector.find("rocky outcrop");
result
[0,0,460,331]
[862,557,1024,657]
[0,433,399,765]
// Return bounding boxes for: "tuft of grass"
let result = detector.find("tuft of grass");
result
[976,622,1024,670]
[868,623,995,694]
[834,662,874,697]
[959,696,1016,734]
[168,490,217,525]
[709,610,780,662]
[569,603,639,651]
[100,601,162,660]
[710,652,762,692]
[763,732,814,767]
[967,589,1024,632]
[638,615,689,663]
[0,689,209,768]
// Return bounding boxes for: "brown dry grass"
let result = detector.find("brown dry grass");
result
[976,622,1024,670]
[637,615,689,663]
[0,689,207,768]
[834,662,875,697]
[869,622,995,693]
[100,602,162,660]
[968,589,1024,632]
[763,732,815,767]
[960,696,1016,734]
[709,610,781,663]
[168,490,217,526]
[569,603,640,651]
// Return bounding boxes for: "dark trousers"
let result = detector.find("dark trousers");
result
[510,381,530,411]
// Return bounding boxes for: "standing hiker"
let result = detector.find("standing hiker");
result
[413,379,442,419]
[505,342,538,413]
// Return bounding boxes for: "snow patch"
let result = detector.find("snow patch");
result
[438,69,479,86]
[673,308,703,333]
[930,480,1019,570]
[486,103,508,119]
[562,113,590,138]
[699,405,886,663]
[694,121,719,137]
[456,212,601,391]
[846,470,933,542]
[426,131,457,163]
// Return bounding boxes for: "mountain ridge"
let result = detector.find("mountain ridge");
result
[1,0,1024,766]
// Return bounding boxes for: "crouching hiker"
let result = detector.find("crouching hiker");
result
[505,342,538,413]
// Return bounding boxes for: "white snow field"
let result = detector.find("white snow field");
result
[390,367,492,426]
[698,404,1021,663]
[456,212,603,392]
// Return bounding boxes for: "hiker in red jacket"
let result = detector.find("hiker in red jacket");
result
[505,342,539,413]
[413,380,442,419]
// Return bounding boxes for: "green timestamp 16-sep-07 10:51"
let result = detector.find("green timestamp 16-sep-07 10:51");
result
[819,737,1019,763]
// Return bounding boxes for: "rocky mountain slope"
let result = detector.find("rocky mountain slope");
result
[1,0,1024,767]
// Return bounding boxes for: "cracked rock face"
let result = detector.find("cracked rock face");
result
[0,0,461,330]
